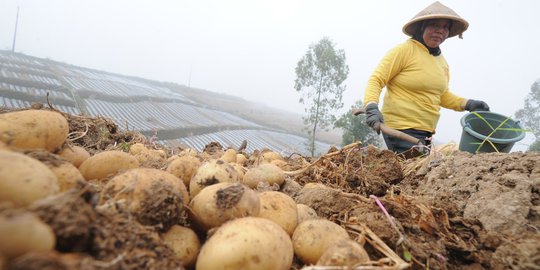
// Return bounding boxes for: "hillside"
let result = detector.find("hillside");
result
[160,83,343,145]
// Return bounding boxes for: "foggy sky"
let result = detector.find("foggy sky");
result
[1,0,539,150]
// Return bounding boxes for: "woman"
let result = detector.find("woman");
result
[363,1,489,155]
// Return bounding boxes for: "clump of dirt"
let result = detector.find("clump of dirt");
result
[25,183,184,270]
[63,113,147,155]
[288,142,540,270]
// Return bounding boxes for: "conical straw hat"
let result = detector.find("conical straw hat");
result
[402,1,469,38]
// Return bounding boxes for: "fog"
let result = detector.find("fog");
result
[1,0,539,150]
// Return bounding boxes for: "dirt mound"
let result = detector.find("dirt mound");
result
[1,108,538,270]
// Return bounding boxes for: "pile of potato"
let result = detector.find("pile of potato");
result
[0,109,371,270]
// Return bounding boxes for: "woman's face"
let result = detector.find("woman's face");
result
[422,19,451,48]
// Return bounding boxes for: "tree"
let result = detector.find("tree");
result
[294,37,349,156]
[334,100,381,147]
[515,80,540,151]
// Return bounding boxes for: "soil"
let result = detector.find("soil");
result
[1,108,539,270]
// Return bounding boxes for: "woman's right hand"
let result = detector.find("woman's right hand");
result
[365,103,384,134]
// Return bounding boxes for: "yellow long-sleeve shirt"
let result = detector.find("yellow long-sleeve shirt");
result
[363,39,466,133]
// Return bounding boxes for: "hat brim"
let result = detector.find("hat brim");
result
[402,15,469,38]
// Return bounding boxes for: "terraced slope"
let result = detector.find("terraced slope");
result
[0,50,333,155]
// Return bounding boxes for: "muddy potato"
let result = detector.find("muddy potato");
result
[166,155,201,186]
[189,183,260,231]
[0,151,59,206]
[317,239,370,267]
[0,110,69,152]
[0,211,56,259]
[161,225,201,268]
[189,159,241,198]
[196,217,293,270]
[243,163,285,189]
[129,143,166,166]
[57,145,90,168]
[258,191,298,235]
[79,150,139,181]
[296,204,318,224]
[292,219,350,265]
[102,168,189,231]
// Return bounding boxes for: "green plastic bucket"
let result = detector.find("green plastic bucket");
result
[459,111,525,153]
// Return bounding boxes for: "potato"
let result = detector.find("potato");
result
[261,150,283,163]
[0,151,59,206]
[25,150,84,192]
[79,150,139,181]
[317,239,370,266]
[129,143,166,167]
[292,219,350,265]
[134,150,166,168]
[129,143,147,155]
[166,155,201,186]
[49,162,84,192]
[102,168,189,231]
[236,153,247,165]
[189,159,241,198]
[196,217,293,270]
[161,225,201,267]
[270,159,289,170]
[258,191,298,235]
[297,204,318,224]
[231,163,245,181]
[57,145,90,168]
[189,183,260,231]
[220,148,237,163]
[243,163,285,189]
[0,110,69,152]
[0,211,56,259]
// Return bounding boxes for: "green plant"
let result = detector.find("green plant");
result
[469,112,530,153]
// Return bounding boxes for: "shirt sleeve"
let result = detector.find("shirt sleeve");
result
[440,89,466,111]
[363,43,408,106]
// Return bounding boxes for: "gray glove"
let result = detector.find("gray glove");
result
[465,99,490,112]
[365,103,384,134]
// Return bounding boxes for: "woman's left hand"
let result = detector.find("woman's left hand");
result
[465,99,490,112]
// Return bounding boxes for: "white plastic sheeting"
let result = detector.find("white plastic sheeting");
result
[161,129,333,156]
